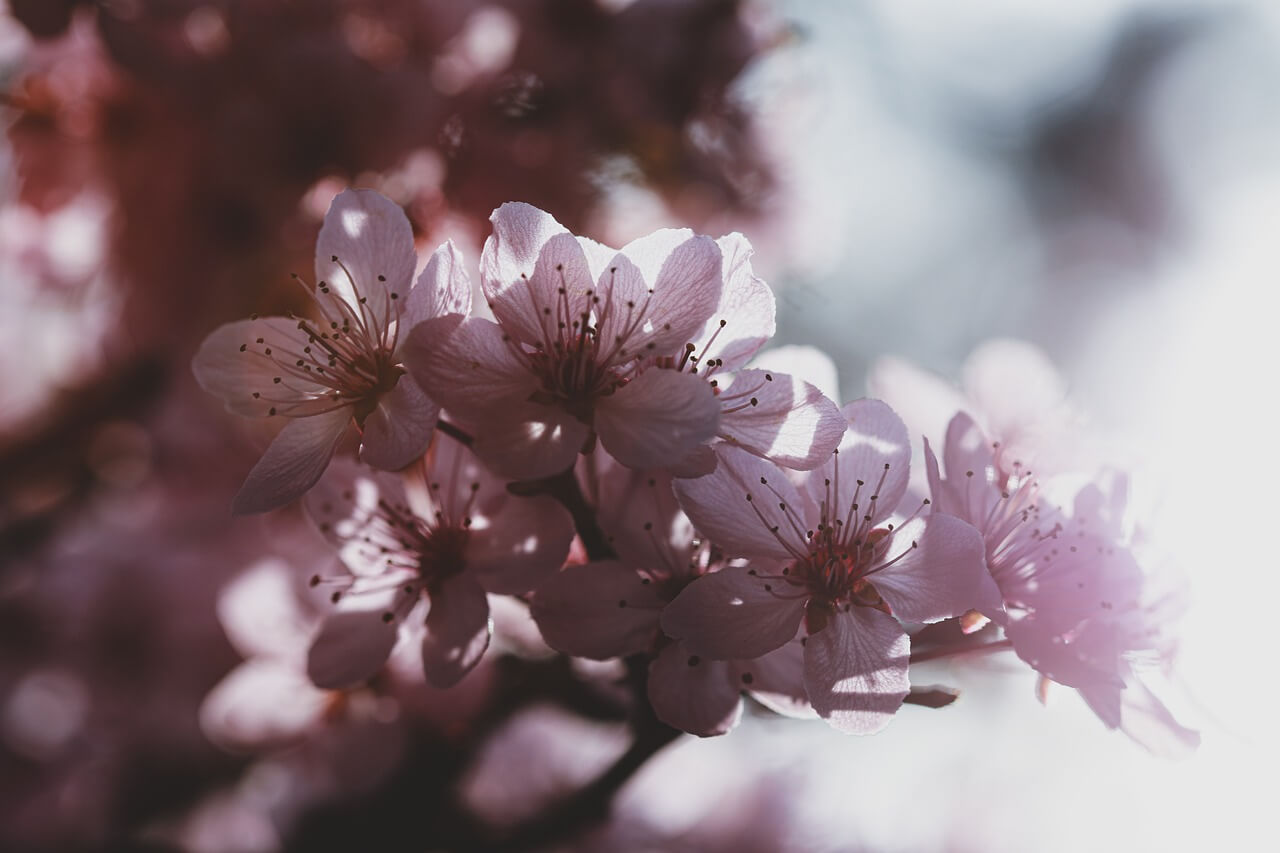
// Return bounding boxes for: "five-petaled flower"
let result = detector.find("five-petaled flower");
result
[406,202,842,480]
[304,440,574,690]
[661,400,1002,734]
[193,189,470,514]
[925,411,1199,755]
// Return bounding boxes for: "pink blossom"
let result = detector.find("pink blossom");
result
[198,559,336,752]
[304,438,574,689]
[405,203,843,480]
[529,456,810,736]
[192,189,470,514]
[869,338,1085,479]
[660,400,1001,734]
[925,412,1198,755]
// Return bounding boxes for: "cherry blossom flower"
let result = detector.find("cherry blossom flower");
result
[199,558,336,752]
[404,202,721,479]
[530,456,810,736]
[924,411,1198,755]
[192,189,470,514]
[868,338,1086,479]
[304,438,574,689]
[407,203,843,480]
[661,400,1002,734]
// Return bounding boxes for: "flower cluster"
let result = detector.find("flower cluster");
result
[196,190,1195,752]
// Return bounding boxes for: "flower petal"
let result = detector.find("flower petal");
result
[1079,673,1200,758]
[941,411,999,489]
[803,606,910,735]
[232,407,352,515]
[482,204,594,347]
[216,558,314,661]
[530,561,665,659]
[304,459,411,577]
[398,239,472,349]
[686,233,775,371]
[716,369,845,470]
[589,463,697,574]
[471,401,588,480]
[596,231,722,357]
[421,574,492,687]
[306,591,401,689]
[358,374,438,471]
[806,399,911,527]
[866,354,969,452]
[192,318,333,417]
[869,514,1003,624]
[199,659,331,752]
[464,492,575,595]
[963,338,1066,441]
[405,317,539,416]
[315,189,415,341]
[594,369,720,471]
[672,445,809,561]
[647,640,743,737]
[733,640,815,719]
[660,564,805,660]
[749,344,840,403]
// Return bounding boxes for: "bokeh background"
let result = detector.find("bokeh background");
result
[0,0,1273,850]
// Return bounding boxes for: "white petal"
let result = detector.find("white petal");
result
[803,607,910,735]
[359,374,438,471]
[192,318,333,417]
[684,233,775,371]
[200,660,331,752]
[405,316,539,421]
[398,239,473,347]
[660,565,805,660]
[315,189,416,342]
[232,407,352,515]
[306,594,401,689]
[647,640,743,737]
[733,640,816,719]
[421,574,492,687]
[672,445,809,561]
[470,401,588,480]
[716,369,846,470]
[216,558,314,661]
[868,514,1003,624]
[805,399,911,527]
[481,204,595,348]
[530,561,665,659]
[963,338,1066,441]
[464,493,575,596]
[594,369,720,471]
[749,344,839,403]
[596,231,722,357]
[866,354,969,452]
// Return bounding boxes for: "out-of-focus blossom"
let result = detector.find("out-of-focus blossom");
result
[662,400,1001,733]
[925,411,1198,755]
[869,338,1087,478]
[0,193,120,434]
[193,189,470,513]
[199,558,335,752]
[304,438,573,689]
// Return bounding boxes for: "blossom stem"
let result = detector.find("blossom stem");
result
[909,638,1014,664]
